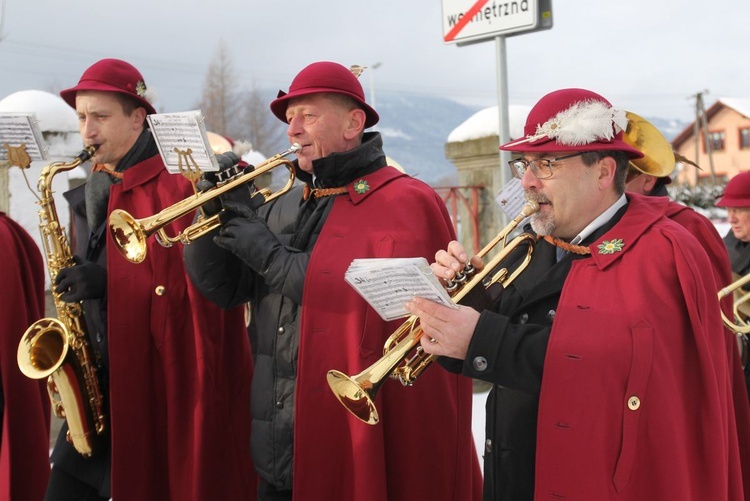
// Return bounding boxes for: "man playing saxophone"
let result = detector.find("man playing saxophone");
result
[45,58,255,501]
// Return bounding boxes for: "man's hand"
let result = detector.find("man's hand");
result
[199,152,257,217]
[431,240,485,284]
[405,297,480,360]
[213,200,282,274]
[54,256,107,302]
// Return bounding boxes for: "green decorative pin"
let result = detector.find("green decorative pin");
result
[353,179,370,194]
[597,239,624,254]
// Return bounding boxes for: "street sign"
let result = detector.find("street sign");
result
[442,0,553,46]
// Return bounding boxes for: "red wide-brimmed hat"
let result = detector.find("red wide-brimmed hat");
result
[500,88,643,159]
[270,61,379,128]
[716,171,750,207]
[60,58,156,115]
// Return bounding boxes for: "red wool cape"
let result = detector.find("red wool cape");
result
[0,213,50,501]
[105,157,256,500]
[293,167,482,501]
[535,194,750,500]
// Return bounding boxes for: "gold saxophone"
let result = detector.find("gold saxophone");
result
[17,145,107,457]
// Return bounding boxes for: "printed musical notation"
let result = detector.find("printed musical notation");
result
[147,110,219,174]
[496,177,528,222]
[0,114,47,163]
[345,257,457,321]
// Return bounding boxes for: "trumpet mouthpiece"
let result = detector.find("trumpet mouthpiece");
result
[289,143,302,154]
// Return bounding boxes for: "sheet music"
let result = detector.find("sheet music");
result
[147,110,219,173]
[0,113,47,162]
[345,257,457,321]
[496,177,530,222]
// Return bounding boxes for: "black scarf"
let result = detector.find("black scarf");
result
[289,132,387,249]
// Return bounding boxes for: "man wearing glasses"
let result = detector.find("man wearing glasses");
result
[407,89,750,500]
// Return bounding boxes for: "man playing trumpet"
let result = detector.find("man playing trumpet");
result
[183,61,481,501]
[407,88,750,501]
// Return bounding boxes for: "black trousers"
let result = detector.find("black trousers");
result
[45,467,108,501]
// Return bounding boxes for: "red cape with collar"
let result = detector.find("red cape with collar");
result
[106,157,256,500]
[535,194,750,500]
[0,213,50,501]
[293,167,482,501]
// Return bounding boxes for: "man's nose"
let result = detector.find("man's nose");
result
[286,116,302,136]
[80,118,96,139]
[521,165,541,190]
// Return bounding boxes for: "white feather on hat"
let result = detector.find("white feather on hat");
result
[506,99,629,148]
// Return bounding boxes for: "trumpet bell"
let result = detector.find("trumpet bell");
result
[326,370,380,425]
[108,210,148,264]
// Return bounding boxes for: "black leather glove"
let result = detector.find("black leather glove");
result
[54,256,107,302]
[199,152,257,217]
[213,200,283,275]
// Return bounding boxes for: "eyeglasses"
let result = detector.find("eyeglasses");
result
[508,152,585,180]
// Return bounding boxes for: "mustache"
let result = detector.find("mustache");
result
[525,193,550,205]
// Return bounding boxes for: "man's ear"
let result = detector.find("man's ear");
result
[344,108,366,140]
[131,107,147,130]
[642,174,658,193]
[597,155,617,189]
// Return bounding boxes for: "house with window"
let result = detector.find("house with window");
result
[672,98,750,186]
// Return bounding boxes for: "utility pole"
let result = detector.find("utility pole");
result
[694,90,717,185]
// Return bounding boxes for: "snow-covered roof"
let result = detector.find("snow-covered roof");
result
[718,98,750,119]
[447,104,533,143]
[0,89,78,133]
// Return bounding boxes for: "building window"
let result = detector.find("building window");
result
[704,130,725,152]
[740,128,750,149]
[696,173,727,186]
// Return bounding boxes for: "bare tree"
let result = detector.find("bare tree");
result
[197,40,239,137]
[197,41,285,156]
[235,81,286,155]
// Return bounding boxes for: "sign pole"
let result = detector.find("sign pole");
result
[495,35,510,225]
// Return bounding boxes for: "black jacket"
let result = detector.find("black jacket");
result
[724,230,750,276]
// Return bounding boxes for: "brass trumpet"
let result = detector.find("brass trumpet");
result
[327,201,540,424]
[109,144,301,263]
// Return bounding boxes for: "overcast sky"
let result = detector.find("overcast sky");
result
[1,0,748,123]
